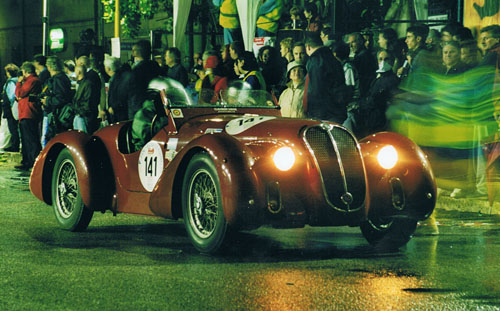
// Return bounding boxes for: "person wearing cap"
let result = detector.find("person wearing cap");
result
[199,51,228,104]
[279,61,306,118]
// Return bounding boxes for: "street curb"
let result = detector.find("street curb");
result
[437,194,500,215]
[0,151,22,165]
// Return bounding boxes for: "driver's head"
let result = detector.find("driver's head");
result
[148,77,194,106]
[224,80,252,105]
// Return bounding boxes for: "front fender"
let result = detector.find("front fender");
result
[150,133,260,227]
[359,132,436,220]
[30,131,114,211]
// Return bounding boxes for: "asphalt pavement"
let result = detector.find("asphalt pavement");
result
[1,152,500,310]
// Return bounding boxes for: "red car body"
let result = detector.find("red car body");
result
[30,79,436,254]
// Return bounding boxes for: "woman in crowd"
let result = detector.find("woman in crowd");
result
[258,45,285,94]
[278,60,306,118]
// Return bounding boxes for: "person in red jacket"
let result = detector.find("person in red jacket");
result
[15,61,42,170]
[199,52,228,104]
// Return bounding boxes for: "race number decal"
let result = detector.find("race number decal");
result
[138,141,164,192]
[225,116,275,135]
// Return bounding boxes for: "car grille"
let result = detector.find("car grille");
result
[304,125,366,212]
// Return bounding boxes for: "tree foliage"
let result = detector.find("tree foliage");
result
[102,0,173,37]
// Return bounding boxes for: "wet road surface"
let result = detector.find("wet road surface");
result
[0,163,500,310]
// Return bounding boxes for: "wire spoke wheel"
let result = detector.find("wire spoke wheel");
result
[182,153,228,254]
[189,169,219,238]
[51,149,93,231]
[55,159,79,218]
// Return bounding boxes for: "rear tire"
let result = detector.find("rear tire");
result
[51,148,93,231]
[182,153,228,254]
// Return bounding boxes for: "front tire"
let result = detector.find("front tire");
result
[51,148,93,231]
[360,215,417,251]
[182,153,228,254]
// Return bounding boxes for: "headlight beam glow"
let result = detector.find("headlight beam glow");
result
[273,147,295,171]
[377,145,398,170]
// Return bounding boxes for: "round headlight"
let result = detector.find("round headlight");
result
[273,147,295,171]
[377,145,398,170]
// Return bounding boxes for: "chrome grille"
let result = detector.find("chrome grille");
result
[304,125,366,212]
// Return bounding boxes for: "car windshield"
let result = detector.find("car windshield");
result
[196,88,276,108]
[149,77,277,108]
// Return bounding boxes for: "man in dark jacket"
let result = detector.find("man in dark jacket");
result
[347,33,377,98]
[130,40,163,119]
[304,32,347,123]
[72,65,92,133]
[165,47,189,87]
[76,55,102,132]
[41,56,73,142]
[33,54,50,86]
[104,56,133,123]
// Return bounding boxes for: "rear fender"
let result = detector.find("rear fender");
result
[30,131,114,211]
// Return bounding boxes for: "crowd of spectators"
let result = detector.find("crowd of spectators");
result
[0,0,499,198]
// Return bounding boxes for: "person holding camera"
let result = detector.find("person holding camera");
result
[15,62,42,170]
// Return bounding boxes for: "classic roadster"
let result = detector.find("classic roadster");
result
[30,78,436,254]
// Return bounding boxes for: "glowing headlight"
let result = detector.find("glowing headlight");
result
[377,145,398,169]
[273,147,295,171]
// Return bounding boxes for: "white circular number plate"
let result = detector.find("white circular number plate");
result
[138,141,164,192]
[225,116,275,135]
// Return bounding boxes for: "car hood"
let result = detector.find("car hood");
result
[179,114,327,141]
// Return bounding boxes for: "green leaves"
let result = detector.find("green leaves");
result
[102,0,173,38]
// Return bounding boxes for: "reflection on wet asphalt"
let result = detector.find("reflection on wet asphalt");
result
[0,167,31,190]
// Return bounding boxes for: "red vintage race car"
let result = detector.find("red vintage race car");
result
[29,78,436,254]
